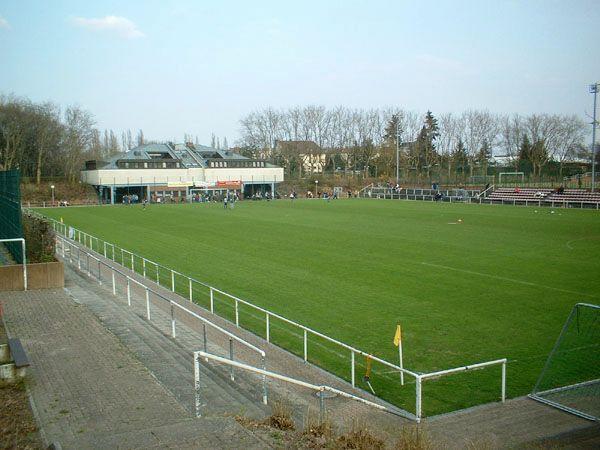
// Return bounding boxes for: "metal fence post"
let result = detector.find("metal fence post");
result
[303,330,308,362]
[501,361,506,402]
[171,302,176,338]
[103,241,107,258]
[351,351,355,387]
[266,313,270,342]
[171,270,175,292]
[416,376,422,422]
[235,300,239,327]
[145,288,150,320]
[121,248,124,266]
[194,354,201,418]
[111,244,115,261]
[229,339,234,381]
[77,246,81,270]
[143,258,146,277]
[189,278,193,302]
[210,288,214,313]
[203,324,207,355]
[86,253,91,276]
[97,260,101,284]
[319,388,325,423]
[261,355,268,405]
[127,278,131,306]
[112,271,116,295]
[131,253,134,271]
[156,263,159,284]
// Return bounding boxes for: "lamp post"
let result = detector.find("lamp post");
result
[50,185,55,207]
[396,120,401,185]
[590,83,599,192]
[314,180,318,198]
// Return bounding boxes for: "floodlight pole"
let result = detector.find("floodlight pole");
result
[591,83,598,192]
[51,184,55,207]
[396,121,401,185]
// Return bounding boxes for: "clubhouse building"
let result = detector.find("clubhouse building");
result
[81,142,284,204]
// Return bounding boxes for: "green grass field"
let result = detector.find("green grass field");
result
[37,199,600,417]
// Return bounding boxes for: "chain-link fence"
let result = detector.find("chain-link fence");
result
[0,169,24,263]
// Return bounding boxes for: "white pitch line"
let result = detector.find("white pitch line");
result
[421,262,599,299]
[566,236,599,250]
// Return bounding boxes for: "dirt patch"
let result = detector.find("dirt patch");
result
[0,315,42,449]
[0,379,42,449]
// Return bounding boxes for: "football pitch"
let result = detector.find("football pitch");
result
[38,199,600,416]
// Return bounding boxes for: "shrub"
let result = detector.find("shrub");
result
[21,214,56,263]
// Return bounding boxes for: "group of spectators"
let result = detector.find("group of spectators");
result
[122,194,139,204]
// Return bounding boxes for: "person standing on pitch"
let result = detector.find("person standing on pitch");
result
[223,194,228,209]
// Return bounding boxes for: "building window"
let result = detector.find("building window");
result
[162,162,167,168]
[144,162,148,168]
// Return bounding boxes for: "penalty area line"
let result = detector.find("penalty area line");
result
[420,262,598,299]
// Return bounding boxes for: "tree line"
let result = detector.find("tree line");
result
[1,94,592,184]
[0,94,148,183]
[239,106,592,181]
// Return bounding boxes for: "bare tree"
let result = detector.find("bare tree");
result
[63,106,95,182]
[136,129,145,146]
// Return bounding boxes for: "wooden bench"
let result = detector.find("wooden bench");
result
[8,338,30,369]
[0,338,30,380]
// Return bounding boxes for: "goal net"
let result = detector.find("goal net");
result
[529,303,599,421]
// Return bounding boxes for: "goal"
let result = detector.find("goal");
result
[529,303,599,421]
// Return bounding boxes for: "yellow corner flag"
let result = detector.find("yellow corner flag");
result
[393,324,402,347]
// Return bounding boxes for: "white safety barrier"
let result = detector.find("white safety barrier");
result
[194,351,406,421]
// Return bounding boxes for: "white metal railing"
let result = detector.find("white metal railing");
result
[55,234,268,402]
[477,184,495,198]
[0,238,27,290]
[32,210,508,420]
[194,351,409,421]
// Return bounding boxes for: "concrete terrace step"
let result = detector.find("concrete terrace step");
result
[64,267,269,420]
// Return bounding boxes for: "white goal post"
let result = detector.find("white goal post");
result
[498,172,524,184]
[529,303,599,421]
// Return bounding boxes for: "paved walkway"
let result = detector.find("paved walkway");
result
[1,288,268,449]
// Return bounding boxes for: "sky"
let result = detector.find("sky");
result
[1,0,599,144]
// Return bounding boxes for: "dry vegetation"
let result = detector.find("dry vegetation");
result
[234,400,433,449]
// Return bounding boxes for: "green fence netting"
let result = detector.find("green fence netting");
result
[0,169,24,263]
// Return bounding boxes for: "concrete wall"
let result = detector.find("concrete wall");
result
[81,168,203,186]
[0,261,64,291]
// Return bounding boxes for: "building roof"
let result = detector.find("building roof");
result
[96,142,278,170]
